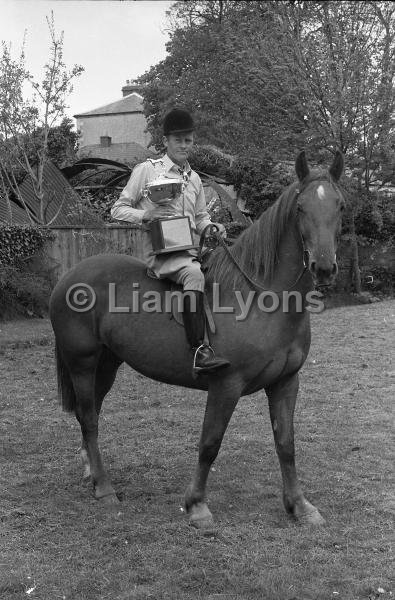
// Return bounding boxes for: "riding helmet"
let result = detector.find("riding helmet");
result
[163,108,195,136]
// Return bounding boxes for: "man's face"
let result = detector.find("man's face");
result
[163,132,194,166]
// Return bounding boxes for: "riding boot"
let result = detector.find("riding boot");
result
[183,291,230,375]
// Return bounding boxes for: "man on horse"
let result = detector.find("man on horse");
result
[111,108,230,375]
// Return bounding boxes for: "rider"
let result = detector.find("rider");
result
[111,107,230,375]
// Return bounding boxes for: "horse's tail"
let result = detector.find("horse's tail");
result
[55,343,76,413]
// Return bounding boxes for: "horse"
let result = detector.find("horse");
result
[49,150,345,529]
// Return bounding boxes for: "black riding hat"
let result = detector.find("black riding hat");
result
[163,108,195,136]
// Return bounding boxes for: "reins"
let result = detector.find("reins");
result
[213,231,308,293]
[203,174,342,293]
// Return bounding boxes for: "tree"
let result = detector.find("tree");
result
[43,116,79,167]
[140,1,306,157]
[266,1,394,291]
[0,13,83,225]
[140,0,394,291]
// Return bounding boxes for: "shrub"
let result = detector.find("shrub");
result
[0,225,55,265]
[0,255,55,319]
[228,158,294,218]
[0,226,56,319]
[364,265,394,295]
[189,144,233,179]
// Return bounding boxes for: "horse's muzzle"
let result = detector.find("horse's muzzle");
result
[309,257,338,287]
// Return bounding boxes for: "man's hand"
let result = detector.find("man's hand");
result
[143,200,174,223]
[211,222,227,238]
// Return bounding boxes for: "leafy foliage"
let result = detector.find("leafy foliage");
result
[45,117,79,167]
[0,225,55,265]
[0,226,56,318]
[0,13,83,224]
[143,1,394,170]
[138,0,394,295]
[355,192,395,244]
[141,2,301,157]
[140,4,393,184]
[188,144,233,178]
[64,190,115,225]
[0,260,53,319]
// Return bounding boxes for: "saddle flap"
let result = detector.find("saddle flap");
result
[168,282,216,335]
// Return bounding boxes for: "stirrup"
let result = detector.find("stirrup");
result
[192,343,209,372]
[192,343,230,377]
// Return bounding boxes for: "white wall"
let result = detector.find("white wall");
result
[77,113,151,147]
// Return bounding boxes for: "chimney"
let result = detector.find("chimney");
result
[100,136,112,147]
[122,79,145,97]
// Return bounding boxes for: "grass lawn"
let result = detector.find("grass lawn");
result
[0,301,394,600]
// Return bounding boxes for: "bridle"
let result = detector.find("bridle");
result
[213,231,309,293]
[200,222,308,293]
[201,174,342,293]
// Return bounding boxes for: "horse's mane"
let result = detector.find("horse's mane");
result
[204,169,331,292]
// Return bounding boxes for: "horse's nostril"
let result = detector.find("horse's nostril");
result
[310,261,316,273]
[332,263,338,276]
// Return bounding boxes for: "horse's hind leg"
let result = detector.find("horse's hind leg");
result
[69,352,118,504]
[185,376,242,529]
[265,373,325,526]
[80,347,122,483]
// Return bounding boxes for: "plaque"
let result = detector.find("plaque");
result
[149,216,198,255]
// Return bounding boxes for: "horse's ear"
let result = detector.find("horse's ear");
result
[295,151,309,181]
[329,150,344,181]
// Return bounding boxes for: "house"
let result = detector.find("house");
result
[74,81,155,165]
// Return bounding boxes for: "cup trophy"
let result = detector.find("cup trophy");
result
[143,175,198,255]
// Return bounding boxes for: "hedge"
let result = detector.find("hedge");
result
[0,225,55,265]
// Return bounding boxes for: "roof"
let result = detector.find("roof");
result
[61,157,131,181]
[78,142,156,164]
[0,195,31,225]
[61,158,132,194]
[0,160,103,226]
[74,93,144,118]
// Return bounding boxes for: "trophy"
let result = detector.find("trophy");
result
[143,171,198,255]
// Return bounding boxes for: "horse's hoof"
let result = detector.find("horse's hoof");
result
[288,497,325,527]
[96,493,120,506]
[295,507,326,526]
[299,509,326,526]
[188,502,216,532]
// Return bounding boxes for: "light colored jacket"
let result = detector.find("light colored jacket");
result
[111,154,212,275]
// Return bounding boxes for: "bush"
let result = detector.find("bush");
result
[0,225,55,265]
[0,255,54,319]
[225,221,248,238]
[189,144,233,179]
[0,226,56,319]
[88,190,119,223]
[355,192,395,244]
[228,157,294,218]
[64,191,107,226]
[363,265,394,295]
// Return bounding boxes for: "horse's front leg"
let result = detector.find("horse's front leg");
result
[185,376,242,530]
[265,373,325,526]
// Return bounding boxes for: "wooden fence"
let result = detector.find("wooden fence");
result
[45,226,394,289]
[46,225,145,281]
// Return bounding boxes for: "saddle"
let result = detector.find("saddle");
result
[146,224,223,336]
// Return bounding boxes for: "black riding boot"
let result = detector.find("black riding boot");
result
[183,291,230,375]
